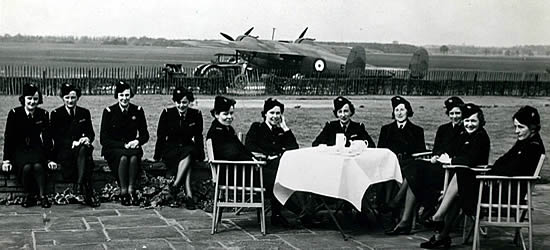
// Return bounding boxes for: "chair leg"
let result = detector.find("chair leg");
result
[211,204,218,235]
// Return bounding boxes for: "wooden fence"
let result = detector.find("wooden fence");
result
[1,65,549,96]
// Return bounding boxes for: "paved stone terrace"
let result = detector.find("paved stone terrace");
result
[2,186,550,249]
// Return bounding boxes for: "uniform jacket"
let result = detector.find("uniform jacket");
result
[245,122,299,157]
[50,105,95,153]
[450,128,490,166]
[488,133,545,176]
[206,119,253,161]
[100,103,149,155]
[3,106,53,161]
[432,122,464,156]
[378,120,426,158]
[312,120,376,147]
[153,107,204,161]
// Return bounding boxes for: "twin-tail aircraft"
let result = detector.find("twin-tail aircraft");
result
[195,27,372,78]
[194,27,429,80]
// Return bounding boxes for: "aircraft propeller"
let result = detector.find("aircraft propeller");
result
[220,27,255,41]
[298,27,308,39]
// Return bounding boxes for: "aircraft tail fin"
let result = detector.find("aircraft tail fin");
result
[345,46,366,75]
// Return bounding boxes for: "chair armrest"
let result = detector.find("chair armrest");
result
[412,151,433,158]
[442,164,491,172]
[209,160,266,165]
[251,152,268,160]
[476,175,540,180]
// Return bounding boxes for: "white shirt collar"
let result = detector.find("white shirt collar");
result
[65,106,75,115]
[265,121,274,131]
[119,104,128,112]
[396,120,407,128]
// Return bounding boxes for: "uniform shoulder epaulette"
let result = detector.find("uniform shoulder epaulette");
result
[137,106,142,111]
[11,108,15,113]
[163,108,168,113]
[51,109,57,113]
[105,107,111,112]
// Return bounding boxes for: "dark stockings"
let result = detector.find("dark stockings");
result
[118,155,140,195]
[22,163,47,196]
[173,156,192,198]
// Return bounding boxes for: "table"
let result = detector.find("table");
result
[274,146,402,212]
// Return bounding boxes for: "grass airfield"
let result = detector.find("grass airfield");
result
[1,95,549,179]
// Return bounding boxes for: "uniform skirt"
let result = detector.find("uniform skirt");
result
[56,145,95,181]
[402,159,446,208]
[14,145,48,183]
[103,147,143,179]
[161,144,195,176]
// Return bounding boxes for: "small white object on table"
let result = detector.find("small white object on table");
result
[273,146,402,212]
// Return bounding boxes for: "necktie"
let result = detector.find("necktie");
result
[70,108,75,118]
[28,113,32,120]
[122,109,128,116]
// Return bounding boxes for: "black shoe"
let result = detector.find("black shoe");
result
[41,195,52,208]
[130,193,140,206]
[85,194,101,208]
[21,194,36,208]
[385,224,412,235]
[299,214,323,227]
[185,199,196,210]
[271,214,291,228]
[423,217,445,232]
[120,194,131,206]
[420,235,451,249]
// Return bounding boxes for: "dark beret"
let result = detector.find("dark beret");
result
[114,81,134,99]
[333,96,352,111]
[461,103,481,119]
[444,96,464,112]
[172,87,194,102]
[60,83,81,98]
[210,96,236,117]
[19,83,43,105]
[391,95,413,114]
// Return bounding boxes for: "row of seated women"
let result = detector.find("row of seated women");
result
[2,83,545,242]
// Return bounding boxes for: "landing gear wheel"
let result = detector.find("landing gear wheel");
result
[233,74,248,89]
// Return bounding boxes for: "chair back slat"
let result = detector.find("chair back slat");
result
[473,154,545,249]
[206,139,215,162]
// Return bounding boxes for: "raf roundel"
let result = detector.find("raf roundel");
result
[314,59,325,72]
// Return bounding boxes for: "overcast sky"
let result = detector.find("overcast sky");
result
[1,0,549,46]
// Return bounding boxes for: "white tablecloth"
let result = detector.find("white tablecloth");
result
[273,147,402,211]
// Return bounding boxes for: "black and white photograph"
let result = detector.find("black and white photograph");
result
[1,0,549,249]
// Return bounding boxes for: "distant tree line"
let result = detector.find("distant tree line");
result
[2,33,549,56]
[432,44,550,57]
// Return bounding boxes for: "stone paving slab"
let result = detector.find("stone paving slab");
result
[105,226,185,241]
[0,231,33,249]
[3,186,550,249]
[34,230,107,246]
[99,215,168,228]
[0,214,45,231]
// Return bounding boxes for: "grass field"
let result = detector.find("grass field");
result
[2,42,550,72]
[1,95,549,178]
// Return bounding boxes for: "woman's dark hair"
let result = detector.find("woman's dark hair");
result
[513,105,540,133]
[114,81,134,99]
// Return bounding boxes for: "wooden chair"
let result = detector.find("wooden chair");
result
[441,164,491,244]
[472,154,545,250]
[206,139,268,235]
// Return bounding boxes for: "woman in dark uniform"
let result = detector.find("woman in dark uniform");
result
[50,83,99,207]
[245,98,301,227]
[312,96,376,148]
[100,81,149,206]
[377,96,426,213]
[386,96,464,235]
[420,103,491,249]
[154,87,204,209]
[2,84,56,208]
[206,96,253,161]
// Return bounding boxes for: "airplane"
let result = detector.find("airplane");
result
[194,27,428,80]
